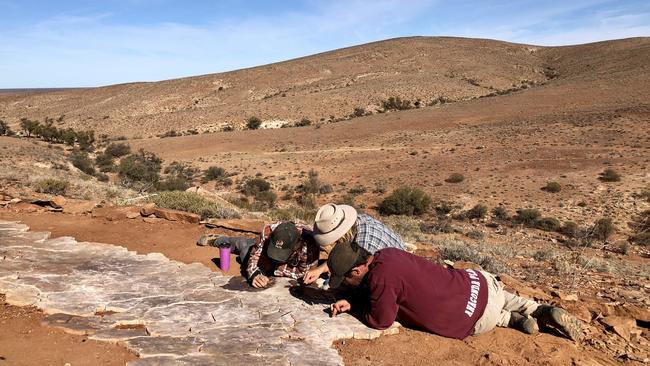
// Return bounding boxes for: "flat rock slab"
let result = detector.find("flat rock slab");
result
[0,220,397,365]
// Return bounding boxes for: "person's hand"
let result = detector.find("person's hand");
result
[252,274,270,288]
[303,266,324,284]
[330,300,351,317]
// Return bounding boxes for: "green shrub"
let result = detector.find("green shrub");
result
[35,178,69,195]
[151,191,240,219]
[164,161,199,181]
[379,186,432,216]
[118,149,162,184]
[295,118,312,127]
[204,166,226,181]
[543,181,561,193]
[630,209,650,246]
[535,217,561,231]
[76,130,95,151]
[559,221,580,238]
[465,204,488,220]
[445,173,465,183]
[382,96,412,111]
[433,202,454,217]
[155,176,190,191]
[95,153,115,172]
[599,168,621,182]
[353,107,366,117]
[70,150,96,175]
[104,143,131,157]
[95,172,109,182]
[253,190,277,210]
[0,119,14,136]
[590,217,615,241]
[514,208,541,226]
[492,206,509,221]
[246,116,262,130]
[242,178,271,196]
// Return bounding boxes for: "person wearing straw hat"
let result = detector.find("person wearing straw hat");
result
[302,203,406,285]
[327,244,584,341]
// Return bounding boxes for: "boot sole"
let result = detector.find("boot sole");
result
[549,308,583,341]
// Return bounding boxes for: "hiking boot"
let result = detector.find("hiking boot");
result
[531,305,583,341]
[196,234,228,247]
[508,312,538,335]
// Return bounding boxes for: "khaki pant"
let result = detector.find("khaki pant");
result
[473,271,540,335]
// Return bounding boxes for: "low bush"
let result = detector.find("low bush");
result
[599,168,621,182]
[269,206,317,222]
[559,221,580,238]
[492,206,509,221]
[95,153,115,172]
[70,150,96,175]
[164,161,199,181]
[514,208,541,226]
[435,201,454,216]
[465,204,488,220]
[253,190,277,210]
[118,149,162,185]
[295,118,312,127]
[382,96,412,111]
[104,143,131,157]
[246,116,262,130]
[95,172,109,182]
[151,191,240,219]
[242,177,271,196]
[445,173,465,183]
[353,107,366,117]
[155,176,191,191]
[630,209,650,246]
[535,217,561,232]
[542,181,561,193]
[590,217,615,241]
[204,166,226,181]
[0,119,14,136]
[35,178,70,195]
[379,186,432,216]
[436,239,507,274]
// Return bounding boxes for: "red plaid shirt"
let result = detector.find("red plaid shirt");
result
[246,222,320,280]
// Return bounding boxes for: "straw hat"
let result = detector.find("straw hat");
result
[313,204,358,246]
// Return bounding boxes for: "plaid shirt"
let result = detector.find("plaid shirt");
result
[355,214,406,254]
[246,222,320,281]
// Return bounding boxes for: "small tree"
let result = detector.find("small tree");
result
[70,150,96,175]
[118,149,162,186]
[246,116,262,130]
[104,142,131,157]
[379,187,432,216]
[0,120,14,136]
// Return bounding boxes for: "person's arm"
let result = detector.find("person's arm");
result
[364,280,399,330]
[303,262,329,284]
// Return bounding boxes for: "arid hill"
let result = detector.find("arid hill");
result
[3,36,648,137]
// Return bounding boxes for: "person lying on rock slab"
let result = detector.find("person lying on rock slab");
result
[198,221,320,288]
[302,203,407,285]
[327,243,583,341]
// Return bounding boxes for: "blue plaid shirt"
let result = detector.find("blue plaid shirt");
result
[355,214,406,254]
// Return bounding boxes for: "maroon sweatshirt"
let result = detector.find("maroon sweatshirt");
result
[358,248,488,339]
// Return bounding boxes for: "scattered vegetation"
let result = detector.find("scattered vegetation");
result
[34,178,70,195]
[559,221,580,238]
[150,191,240,219]
[513,208,541,226]
[445,173,465,183]
[381,96,412,111]
[435,239,510,274]
[246,116,262,130]
[118,149,162,188]
[240,177,276,209]
[599,168,621,182]
[379,186,432,216]
[352,107,366,117]
[630,209,650,246]
[590,217,615,241]
[542,181,562,193]
[535,217,561,232]
[104,143,131,157]
[465,204,488,220]
[491,206,510,221]
[70,150,96,175]
[0,119,15,136]
[17,117,95,150]
[295,118,312,127]
[204,166,227,182]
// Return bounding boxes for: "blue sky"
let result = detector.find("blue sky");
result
[1,0,648,88]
